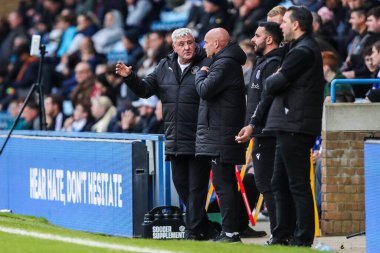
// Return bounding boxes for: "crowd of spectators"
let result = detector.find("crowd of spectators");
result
[0,0,379,132]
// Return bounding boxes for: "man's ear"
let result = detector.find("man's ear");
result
[293,20,300,31]
[266,36,273,45]
[215,39,219,49]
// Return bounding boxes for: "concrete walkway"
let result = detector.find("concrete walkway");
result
[242,220,365,252]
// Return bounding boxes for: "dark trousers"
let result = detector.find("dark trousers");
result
[170,155,210,234]
[271,132,316,246]
[211,158,240,233]
[252,136,277,233]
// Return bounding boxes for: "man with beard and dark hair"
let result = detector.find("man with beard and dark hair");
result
[115,28,218,240]
[196,28,246,243]
[256,6,324,247]
[236,21,284,241]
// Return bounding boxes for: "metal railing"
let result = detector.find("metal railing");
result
[330,78,379,103]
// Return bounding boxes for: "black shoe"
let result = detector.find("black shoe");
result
[288,239,312,247]
[184,231,203,241]
[239,227,267,238]
[267,238,290,246]
[201,224,220,241]
[213,232,241,243]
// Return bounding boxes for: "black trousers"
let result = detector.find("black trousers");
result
[271,132,316,246]
[170,155,211,234]
[211,158,241,233]
[252,136,277,233]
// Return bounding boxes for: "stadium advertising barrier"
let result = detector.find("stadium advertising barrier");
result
[365,139,380,253]
[0,130,172,237]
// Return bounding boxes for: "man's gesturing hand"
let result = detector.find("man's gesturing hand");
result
[115,61,133,77]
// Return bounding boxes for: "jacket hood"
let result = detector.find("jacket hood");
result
[256,47,285,65]
[213,42,247,66]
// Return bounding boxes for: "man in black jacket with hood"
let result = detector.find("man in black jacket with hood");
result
[195,28,246,242]
[259,6,324,247]
[115,28,217,240]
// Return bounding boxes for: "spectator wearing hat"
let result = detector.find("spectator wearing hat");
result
[131,96,159,133]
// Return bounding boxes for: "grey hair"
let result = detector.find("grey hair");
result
[171,28,194,43]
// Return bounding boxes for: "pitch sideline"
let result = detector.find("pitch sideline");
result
[0,226,182,253]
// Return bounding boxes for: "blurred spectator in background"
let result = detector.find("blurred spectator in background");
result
[8,41,39,100]
[44,94,65,131]
[66,13,99,55]
[66,37,105,75]
[90,96,117,132]
[188,0,229,42]
[312,12,339,54]
[62,102,94,132]
[20,99,40,130]
[92,74,115,104]
[239,39,256,89]
[108,29,143,67]
[104,64,138,111]
[40,0,64,31]
[0,11,27,74]
[342,8,377,97]
[125,0,158,32]
[366,41,380,102]
[137,31,170,77]
[70,62,95,108]
[131,96,159,133]
[322,51,354,103]
[342,8,377,78]
[292,0,324,12]
[55,12,77,58]
[267,5,286,24]
[0,16,10,47]
[5,98,24,130]
[108,106,142,133]
[150,100,164,134]
[363,45,378,75]
[232,0,267,41]
[92,10,124,54]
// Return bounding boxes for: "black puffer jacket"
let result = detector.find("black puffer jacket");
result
[123,47,209,155]
[195,43,247,165]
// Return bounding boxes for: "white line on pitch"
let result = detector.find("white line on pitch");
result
[0,226,182,253]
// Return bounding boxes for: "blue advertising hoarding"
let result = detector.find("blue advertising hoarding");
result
[365,139,380,253]
[0,131,149,237]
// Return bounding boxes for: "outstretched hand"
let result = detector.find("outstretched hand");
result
[115,61,133,77]
[235,125,254,143]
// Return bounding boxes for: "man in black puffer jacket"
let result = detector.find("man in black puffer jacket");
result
[262,7,324,247]
[115,28,217,240]
[195,28,246,243]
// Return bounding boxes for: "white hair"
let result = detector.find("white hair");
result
[171,28,194,44]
